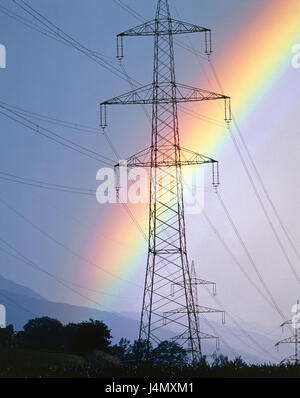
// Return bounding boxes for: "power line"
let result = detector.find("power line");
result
[216,191,287,323]
[227,124,300,283]
[102,0,231,363]
[2,0,292,358]
[0,177,95,197]
[0,108,148,244]
[0,100,100,134]
[100,1,285,357]
[179,105,226,129]
[206,60,300,283]
[0,195,143,289]
[5,1,298,282]
[232,116,300,264]
[0,245,137,302]
[99,121,149,244]
[10,0,141,85]
[112,0,144,22]
[191,199,281,360]
[171,2,300,284]
[0,105,115,166]
[197,313,239,358]
[0,171,97,196]
[12,0,116,63]
[203,283,280,361]
[0,103,114,162]
[5,181,139,256]
[112,0,209,60]
[0,3,77,46]
[0,285,39,317]
[0,242,112,312]
[202,211,274,308]
[0,1,151,316]
[2,1,224,135]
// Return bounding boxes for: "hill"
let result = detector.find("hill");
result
[0,275,285,364]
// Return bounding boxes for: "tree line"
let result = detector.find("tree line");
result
[0,316,188,364]
[0,316,300,378]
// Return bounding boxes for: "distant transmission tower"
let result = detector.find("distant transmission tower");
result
[276,300,300,364]
[100,0,231,363]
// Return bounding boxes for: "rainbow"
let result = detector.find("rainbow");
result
[86,0,300,307]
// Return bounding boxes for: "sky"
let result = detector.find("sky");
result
[0,0,300,359]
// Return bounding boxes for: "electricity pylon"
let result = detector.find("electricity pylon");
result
[276,300,300,364]
[100,0,231,363]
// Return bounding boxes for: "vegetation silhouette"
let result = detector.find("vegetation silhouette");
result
[0,317,299,378]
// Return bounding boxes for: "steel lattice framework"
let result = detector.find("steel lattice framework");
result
[100,0,231,363]
[276,300,300,364]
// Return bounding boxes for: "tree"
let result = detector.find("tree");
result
[151,341,187,367]
[0,324,14,348]
[231,356,247,369]
[129,339,153,362]
[110,338,131,361]
[18,317,64,351]
[71,319,111,356]
[212,354,230,367]
[61,322,79,353]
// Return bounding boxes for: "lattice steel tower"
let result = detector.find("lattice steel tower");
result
[276,300,300,364]
[101,0,231,363]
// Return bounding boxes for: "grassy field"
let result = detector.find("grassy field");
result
[0,347,300,378]
[0,348,85,378]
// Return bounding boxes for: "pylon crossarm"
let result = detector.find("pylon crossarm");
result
[117,18,209,37]
[280,320,289,326]
[101,83,228,105]
[168,19,210,35]
[180,146,217,164]
[165,305,223,315]
[164,305,225,324]
[195,305,225,324]
[276,336,298,345]
[121,159,215,168]
[118,19,157,37]
[280,319,300,327]
[100,83,231,127]
[280,320,292,327]
[174,278,216,287]
[171,330,220,350]
[117,17,212,60]
[194,280,217,298]
[173,331,218,341]
[101,84,153,107]
[113,146,218,168]
[115,146,152,168]
[172,278,216,296]
[175,83,228,103]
